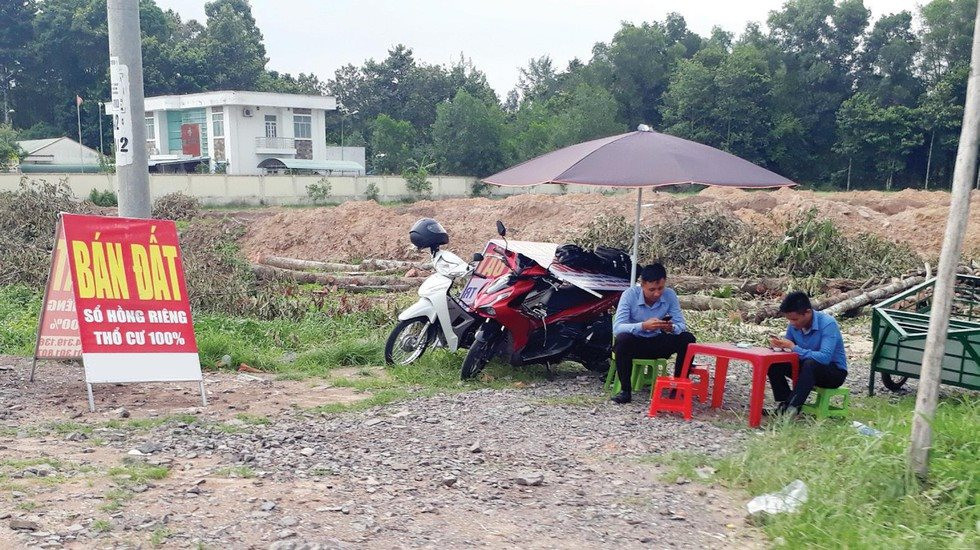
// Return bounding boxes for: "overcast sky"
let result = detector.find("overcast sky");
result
[155,0,923,95]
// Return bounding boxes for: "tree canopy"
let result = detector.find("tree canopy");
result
[3,0,976,187]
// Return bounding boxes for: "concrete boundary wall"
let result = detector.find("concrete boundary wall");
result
[0,173,616,205]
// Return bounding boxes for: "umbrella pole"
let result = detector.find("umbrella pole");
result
[630,188,642,282]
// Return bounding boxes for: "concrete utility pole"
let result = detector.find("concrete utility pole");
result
[106,0,151,217]
[908,1,980,480]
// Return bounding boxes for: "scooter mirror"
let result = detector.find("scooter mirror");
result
[496,220,506,237]
[472,253,484,262]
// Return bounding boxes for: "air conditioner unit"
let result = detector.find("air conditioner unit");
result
[242,107,253,117]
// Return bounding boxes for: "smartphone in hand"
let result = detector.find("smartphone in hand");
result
[662,314,672,322]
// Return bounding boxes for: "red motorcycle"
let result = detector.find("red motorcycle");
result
[460,221,623,379]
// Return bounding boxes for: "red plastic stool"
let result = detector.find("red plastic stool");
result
[648,376,693,420]
[689,367,710,404]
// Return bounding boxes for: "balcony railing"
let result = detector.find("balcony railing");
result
[255,136,295,150]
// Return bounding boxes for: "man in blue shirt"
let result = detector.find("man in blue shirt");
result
[611,263,697,404]
[768,291,848,415]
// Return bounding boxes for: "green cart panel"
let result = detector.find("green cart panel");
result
[869,275,980,394]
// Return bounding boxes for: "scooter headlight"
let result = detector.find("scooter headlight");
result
[488,290,512,306]
[484,276,512,295]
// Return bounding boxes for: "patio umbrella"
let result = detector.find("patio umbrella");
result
[483,125,795,281]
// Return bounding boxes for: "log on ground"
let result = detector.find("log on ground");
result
[252,264,426,286]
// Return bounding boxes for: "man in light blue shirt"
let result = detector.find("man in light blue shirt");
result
[768,291,848,415]
[611,263,697,404]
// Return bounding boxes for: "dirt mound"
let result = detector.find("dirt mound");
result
[240,189,980,262]
[243,193,633,262]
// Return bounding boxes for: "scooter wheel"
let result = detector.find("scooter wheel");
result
[384,317,432,366]
[460,337,494,380]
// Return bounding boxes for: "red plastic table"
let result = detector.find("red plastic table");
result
[680,343,799,428]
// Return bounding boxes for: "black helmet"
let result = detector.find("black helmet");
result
[409,218,449,250]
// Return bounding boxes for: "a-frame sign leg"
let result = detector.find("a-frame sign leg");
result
[86,383,95,412]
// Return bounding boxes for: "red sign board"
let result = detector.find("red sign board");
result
[181,123,201,156]
[35,214,202,390]
[34,221,82,359]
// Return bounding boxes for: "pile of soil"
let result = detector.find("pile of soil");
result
[240,188,980,263]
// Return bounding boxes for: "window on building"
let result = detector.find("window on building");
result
[264,114,277,138]
[145,115,155,142]
[293,114,312,139]
[212,110,224,138]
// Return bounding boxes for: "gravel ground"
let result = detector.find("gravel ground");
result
[1,318,922,549]
[2,362,767,549]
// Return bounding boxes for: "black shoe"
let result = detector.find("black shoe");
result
[763,401,789,417]
[611,391,632,404]
[775,401,800,417]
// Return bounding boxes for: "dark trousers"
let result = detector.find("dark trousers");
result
[614,332,697,393]
[768,359,847,407]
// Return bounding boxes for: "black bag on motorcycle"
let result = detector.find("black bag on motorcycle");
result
[594,246,633,279]
[554,244,603,271]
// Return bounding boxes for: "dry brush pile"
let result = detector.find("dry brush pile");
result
[575,205,922,283]
[0,181,308,320]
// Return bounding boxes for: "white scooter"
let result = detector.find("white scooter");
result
[384,223,481,365]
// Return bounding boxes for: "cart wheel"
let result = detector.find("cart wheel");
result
[881,373,908,392]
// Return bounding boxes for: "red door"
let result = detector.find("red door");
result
[181,124,201,156]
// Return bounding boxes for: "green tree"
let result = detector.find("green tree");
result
[917,69,966,188]
[515,56,561,106]
[766,0,871,179]
[0,124,25,169]
[553,83,626,146]
[327,47,497,147]
[589,17,697,127]
[259,71,327,95]
[834,93,920,189]
[919,0,978,83]
[916,0,975,188]
[402,156,436,197]
[15,0,109,145]
[0,1,35,127]
[509,101,561,162]
[370,114,415,174]
[855,11,923,106]
[431,90,509,176]
[663,43,775,165]
[203,0,268,90]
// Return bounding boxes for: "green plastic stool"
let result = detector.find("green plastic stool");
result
[801,387,851,419]
[605,358,669,394]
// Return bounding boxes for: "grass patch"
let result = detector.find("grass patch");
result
[313,388,424,414]
[233,413,270,425]
[0,285,42,355]
[0,457,64,471]
[100,488,132,511]
[16,500,38,511]
[45,421,93,435]
[714,395,978,548]
[638,450,713,483]
[214,466,256,478]
[150,528,174,547]
[108,463,170,484]
[103,414,199,431]
[90,519,112,533]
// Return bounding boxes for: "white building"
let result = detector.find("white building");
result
[142,91,359,175]
[18,137,102,167]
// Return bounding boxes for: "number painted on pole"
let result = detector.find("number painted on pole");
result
[109,57,134,167]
